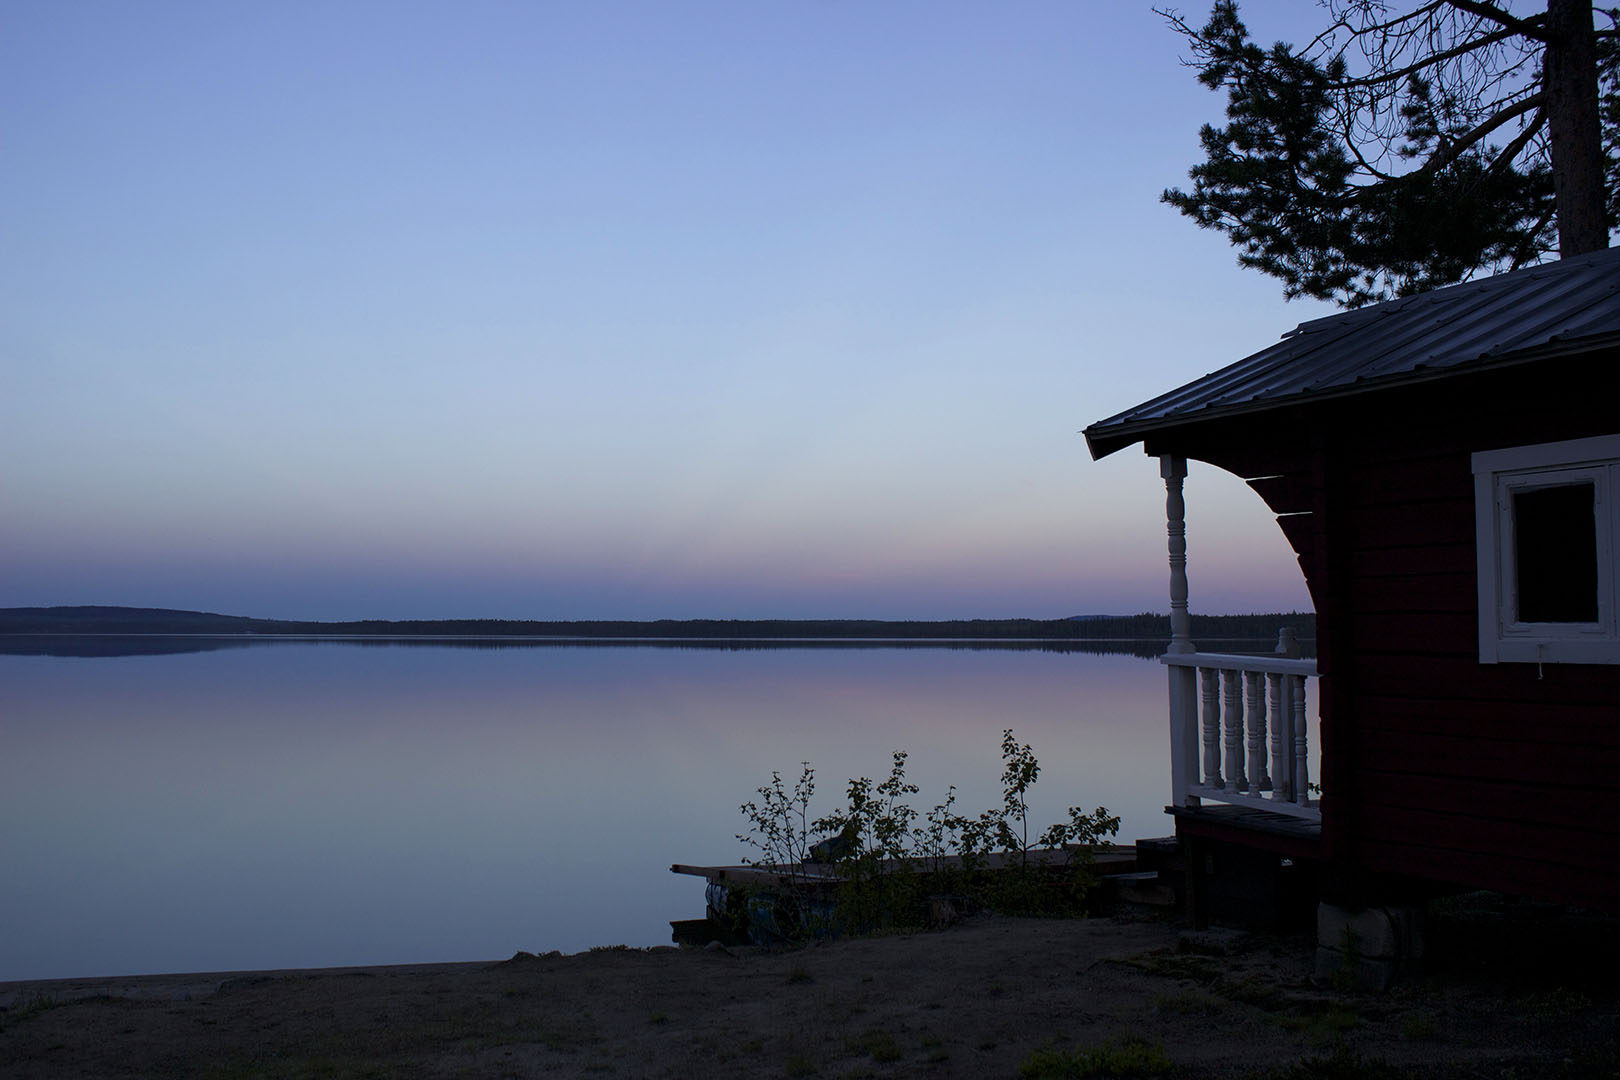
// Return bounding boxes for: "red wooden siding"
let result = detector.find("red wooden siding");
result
[1150,349,1620,910]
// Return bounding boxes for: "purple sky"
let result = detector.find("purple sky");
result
[1,1,1334,620]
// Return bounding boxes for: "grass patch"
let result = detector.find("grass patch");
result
[1241,1046,1409,1080]
[1277,1004,1362,1045]
[1119,948,1222,983]
[198,1006,605,1080]
[1,991,63,1029]
[1517,986,1593,1019]
[1219,972,1291,1012]
[786,965,814,985]
[784,1051,819,1077]
[1153,987,1232,1018]
[846,1028,902,1063]
[540,1022,599,1052]
[1018,1036,1172,1078]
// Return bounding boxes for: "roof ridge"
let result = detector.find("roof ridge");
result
[1283,248,1620,338]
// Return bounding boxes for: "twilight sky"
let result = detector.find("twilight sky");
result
[1,1,1337,621]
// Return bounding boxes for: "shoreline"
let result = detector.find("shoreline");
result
[5,913,1615,1079]
[0,960,496,1009]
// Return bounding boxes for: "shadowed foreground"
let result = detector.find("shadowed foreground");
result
[2,915,1614,1079]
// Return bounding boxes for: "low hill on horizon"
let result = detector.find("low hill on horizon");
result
[0,605,1315,641]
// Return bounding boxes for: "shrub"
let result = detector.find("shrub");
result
[735,730,1119,940]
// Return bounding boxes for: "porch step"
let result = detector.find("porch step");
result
[1109,870,1178,907]
[1135,836,1184,874]
[1095,837,1186,911]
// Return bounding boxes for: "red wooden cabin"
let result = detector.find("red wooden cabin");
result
[1085,248,1620,917]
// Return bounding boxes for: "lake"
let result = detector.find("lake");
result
[4,637,1199,981]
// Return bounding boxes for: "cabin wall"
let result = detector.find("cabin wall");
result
[1150,349,1620,910]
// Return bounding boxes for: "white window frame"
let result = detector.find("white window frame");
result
[1472,434,1620,665]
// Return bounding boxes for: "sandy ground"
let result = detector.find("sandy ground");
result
[2,911,1616,1079]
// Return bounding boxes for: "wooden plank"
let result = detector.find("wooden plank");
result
[1247,473,1315,515]
[1352,732,1619,787]
[1349,498,1477,548]
[1344,654,1620,705]
[1342,452,1470,506]
[1356,837,1620,910]
[1350,543,1474,578]
[1275,513,1319,561]
[1344,612,1477,657]
[1353,803,1620,867]
[1321,359,1617,467]
[669,863,840,887]
[1346,575,1476,615]
[1146,411,1316,480]
[669,847,1141,885]
[1353,695,1620,742]
[1170,806,1322,861]
[1352,771,1620,835]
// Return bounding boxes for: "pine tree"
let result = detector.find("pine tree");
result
[1161,0,1616,306]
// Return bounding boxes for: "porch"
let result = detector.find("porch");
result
[1153,455,1324,926]
[1163,644,1320,825]
[1156,455,1321,828]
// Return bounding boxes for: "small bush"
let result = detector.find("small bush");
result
[736,731,1119,943]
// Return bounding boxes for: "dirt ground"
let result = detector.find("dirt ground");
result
[3,909,1617,1079]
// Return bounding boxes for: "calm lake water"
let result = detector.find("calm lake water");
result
[4,638,1206,981]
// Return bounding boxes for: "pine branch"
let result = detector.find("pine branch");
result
[1316,23,1528,90]
[1423,90,1547,172]
[1483,104,1551,176]
[1441,0,1554,42]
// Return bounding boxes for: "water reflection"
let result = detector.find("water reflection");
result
[3,639,1193,980]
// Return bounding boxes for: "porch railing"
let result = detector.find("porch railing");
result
[1161,640,1320,822]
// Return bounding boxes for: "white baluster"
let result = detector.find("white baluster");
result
[1245,670,1269,792]
[1291,674,1310,804]
[1268,672,1290,802]
[1168,664,1199,808]
[1222,669,1245,792]
[1200,667,1222,787]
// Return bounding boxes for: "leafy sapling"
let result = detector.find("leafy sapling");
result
[737,762,816,868]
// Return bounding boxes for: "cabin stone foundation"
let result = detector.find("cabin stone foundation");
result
[1314,902,1426,991]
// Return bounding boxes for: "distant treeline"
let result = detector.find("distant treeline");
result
[0,605,1315,643]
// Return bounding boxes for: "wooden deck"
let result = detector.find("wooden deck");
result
[670,846,1140,888]
[1165,806,1323,930]
[1167,803,1322,860]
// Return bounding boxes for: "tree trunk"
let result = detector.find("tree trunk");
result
[1544,0,1609,254]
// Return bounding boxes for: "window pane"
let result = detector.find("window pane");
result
[1513,483,1599,623]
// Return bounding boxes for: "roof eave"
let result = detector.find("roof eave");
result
[1083,331,1620,462]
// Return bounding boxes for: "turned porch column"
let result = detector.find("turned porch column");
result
[1162,455,1194,654]
[1163,454,1199,807]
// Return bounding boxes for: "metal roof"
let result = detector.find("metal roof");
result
[1085,247,1620,460]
